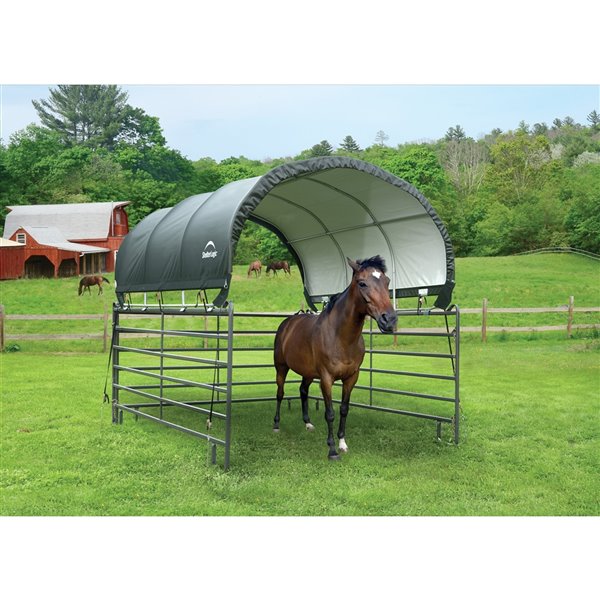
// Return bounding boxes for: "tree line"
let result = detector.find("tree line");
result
[1,85,599,264]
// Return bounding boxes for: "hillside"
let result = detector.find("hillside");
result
[1,253,598,316]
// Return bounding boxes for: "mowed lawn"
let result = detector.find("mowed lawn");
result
[1,254,599,515]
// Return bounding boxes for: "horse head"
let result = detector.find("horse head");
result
[347,256,397,333]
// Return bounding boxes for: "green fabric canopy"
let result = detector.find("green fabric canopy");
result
[115,157,455,309]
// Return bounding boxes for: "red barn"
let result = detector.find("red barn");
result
[0,201,130,280]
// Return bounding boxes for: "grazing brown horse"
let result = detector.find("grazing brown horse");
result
[78,275,110,295]
[273,255,397,460]
[266,260,291,276]
[247,260,262,278]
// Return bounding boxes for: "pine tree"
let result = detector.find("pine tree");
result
[586,110,600,130]
[339,135,361,153]
[444,125,466,142]
[309,140,334,157]
[32,85,129,149]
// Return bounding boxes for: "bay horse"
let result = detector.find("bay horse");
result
[266,260,291,276]
[273,255,397,460]
[247,260,262,277]
[78,275,110,295]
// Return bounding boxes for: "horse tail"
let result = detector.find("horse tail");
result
[102,277,110,284]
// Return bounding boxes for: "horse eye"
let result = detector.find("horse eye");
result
[358,281,368,288]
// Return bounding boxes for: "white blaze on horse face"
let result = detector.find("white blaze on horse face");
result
[372,270,382,280]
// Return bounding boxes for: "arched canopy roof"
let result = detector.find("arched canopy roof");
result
[115,157,455,309]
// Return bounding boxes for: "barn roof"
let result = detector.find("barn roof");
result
[22,226,109,254]
[115,157,455,309]
[4,201,129,241]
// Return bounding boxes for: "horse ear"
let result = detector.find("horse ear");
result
[346,257,360,273]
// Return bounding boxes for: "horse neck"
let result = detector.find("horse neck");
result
[325,285,367,343]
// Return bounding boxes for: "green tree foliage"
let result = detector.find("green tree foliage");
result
[339,135,361,153]
[587,110,600,131]
[116,106,166,148]
[235,221,292,265]
[32,85,129,149]
[307,140,334,157]
[564,164,600,253]
[444,125,466,141]
[486,132,552,203]
[3,89,599,260]
[380,145,450,201]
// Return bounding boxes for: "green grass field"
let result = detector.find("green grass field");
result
[1,254,599,515]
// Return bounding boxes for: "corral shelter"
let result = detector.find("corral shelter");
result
[115,157,455,309]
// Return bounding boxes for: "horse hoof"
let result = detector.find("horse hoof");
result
[328,453,341,461]
[305,423,315,432]
[338,438,348,452]
[273,427,280,433]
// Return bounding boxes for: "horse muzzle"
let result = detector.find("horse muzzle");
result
[375,310,397,333]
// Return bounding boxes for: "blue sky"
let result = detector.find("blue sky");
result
[2,84,598,162]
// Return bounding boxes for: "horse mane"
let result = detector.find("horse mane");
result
[356,255,387,273]
[323,256,387,314]
[324,292,342,313]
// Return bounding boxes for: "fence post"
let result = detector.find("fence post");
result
[0,305,5,352]
[481,298,488,342]
[567,295,574,338]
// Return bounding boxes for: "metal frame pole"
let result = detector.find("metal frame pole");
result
[111,307,121,424]
[454,306,461,444]
[224,302,234,470]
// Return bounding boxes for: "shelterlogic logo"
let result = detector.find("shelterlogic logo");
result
[202,241,218,259]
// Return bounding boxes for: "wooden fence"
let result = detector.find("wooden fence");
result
[463,296,600,342]
[0,306,111,352]
[1,299,599,352]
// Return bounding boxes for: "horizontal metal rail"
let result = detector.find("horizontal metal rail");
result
[114,384,227,419]
[330,398,454,423]
[365,367,456,381]
[115,365,227,393]
[117,404,226,445]
[390,330,455,337]
[369,348,456,359]
[339,383,455,403]
[113,344,227,366]
[116,326,227,339]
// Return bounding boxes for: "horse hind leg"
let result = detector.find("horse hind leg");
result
[273,364,289,432]
[300,377,315,431]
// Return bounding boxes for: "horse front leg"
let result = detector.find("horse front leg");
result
[320,376,339,460]
[300,377,315,431]
[338,370,359,453]
[273,365,289,432]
